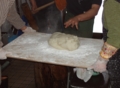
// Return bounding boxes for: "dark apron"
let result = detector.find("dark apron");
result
[63,11,94,38]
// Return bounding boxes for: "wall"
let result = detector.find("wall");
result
[93,0,104,33]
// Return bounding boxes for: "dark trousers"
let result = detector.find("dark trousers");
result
[107,49,120,88]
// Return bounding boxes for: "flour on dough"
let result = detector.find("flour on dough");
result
[48,32,80,51]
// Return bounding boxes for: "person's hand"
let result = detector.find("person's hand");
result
[0,48,7,60]
[64,16,79,29]
[88,56,108,73]
[22,27,36,33]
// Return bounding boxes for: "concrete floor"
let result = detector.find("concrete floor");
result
[2,59,36,88]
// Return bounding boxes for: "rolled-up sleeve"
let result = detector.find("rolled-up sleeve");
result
[6,2,25,29]
[103,0,120,49]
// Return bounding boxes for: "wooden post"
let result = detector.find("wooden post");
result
[21,3,39,30]
[34,63,68,88]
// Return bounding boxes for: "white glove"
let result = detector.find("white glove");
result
[88,56,108,73]
[74,68,93,82]
[22,27,36,33]
[0,48,11,60]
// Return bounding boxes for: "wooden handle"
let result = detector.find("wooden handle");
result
[33,1,55,14]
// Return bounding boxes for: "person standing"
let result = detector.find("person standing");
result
[91,0,120,88]
[0,0,36,84]
[30,0,62,33]
[64,0,102,38]
[30,0,67,88]
[63,0,103,87]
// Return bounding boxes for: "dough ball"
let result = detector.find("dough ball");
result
[48,32,80,51]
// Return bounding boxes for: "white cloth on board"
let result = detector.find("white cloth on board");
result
[74,68,93,82]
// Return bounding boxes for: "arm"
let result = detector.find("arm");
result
[77,4,100,21]
[6,2,26,30]
[90,42,118,73]
[30,0,38,12]
[64,4,100,29]
[7,2,36,32]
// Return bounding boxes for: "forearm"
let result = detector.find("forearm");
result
[77,4,100,21]
[64,4,100,29]
[30,0,37,6]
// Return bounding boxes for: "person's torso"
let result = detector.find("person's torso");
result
[66,0,102,15]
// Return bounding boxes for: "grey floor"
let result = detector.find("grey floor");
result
[2,59,36,88]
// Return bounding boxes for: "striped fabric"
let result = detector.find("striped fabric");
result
[0,0,15,26]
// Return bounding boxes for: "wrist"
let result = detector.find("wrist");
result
[100,42,117,60]
[77,15,82,21]
[21,26,27,30]
[99,57,108,63]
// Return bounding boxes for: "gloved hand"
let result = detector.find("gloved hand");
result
[88,56,108,73]
[0,48,11,59]
[22,27,36,33]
